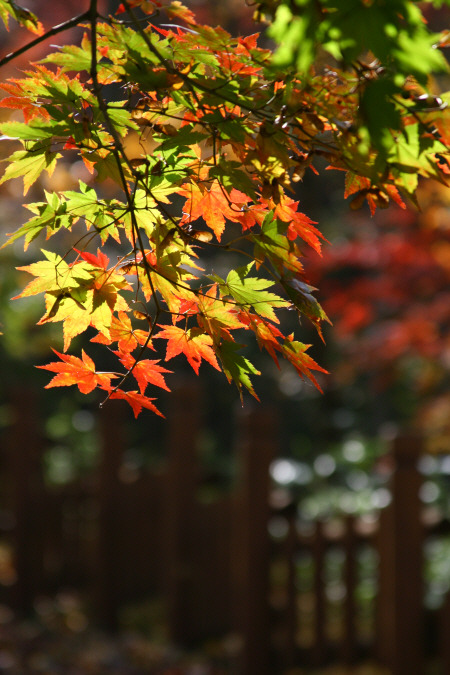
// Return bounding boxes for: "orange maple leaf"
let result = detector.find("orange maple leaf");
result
[282,336,328,392]
[155,325,221,374]
[91,311,149,352]
[37,349,116,394]
[196,284,246,339]
[239,311,284,365]
[165,0,196,25]
[0,95,50,123]
[115,352,172,394]
[180,182,249,241]
[109,388,164,418]
[231,203,267,232]
[261,195,325,254]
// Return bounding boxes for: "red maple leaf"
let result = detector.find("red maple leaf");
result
[155,325,221,374]
[76,248,110,270]
[109,389,164,418]
[115,352,172,394]
[37,349,116,394]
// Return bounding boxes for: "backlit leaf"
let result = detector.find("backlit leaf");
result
[155,325,221,374]
[38,349,116,394]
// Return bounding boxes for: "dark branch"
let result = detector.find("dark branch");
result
[0,11,91,69]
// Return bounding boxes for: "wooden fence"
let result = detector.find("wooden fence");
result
[1,380,450,674]
[268,436,450,675]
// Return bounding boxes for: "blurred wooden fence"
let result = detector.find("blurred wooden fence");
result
[1,381,450,675]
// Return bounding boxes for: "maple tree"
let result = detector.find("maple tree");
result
[0,0,449,417]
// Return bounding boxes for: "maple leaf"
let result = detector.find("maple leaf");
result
[37,349,116,395]
[212,262,290,323]
[231,203,267,232]
[281,337,328,393]
[115,352,172,394]
[252,213,305,276]
[1,193,70,251]
[239,311,284,365]
[0,0,43,34]
[39,291,91,351]
[91,311,149,352]
[165,1,196,24]
[155,325,221,374]
[262,195,325,255]
[32,258,131,350]
[14,251,93,299]
[0,145,61,195]
[196,285,246,339]
[281,277,331,340]
[133,249,198,313]
[79,251,132,339]
[76,248,110,270]
[217,341,260,401]
[344,172,371,199]
[180,181,248,241]
[85,281,130,340]
[0,95,50,124]
[109,389,164,418]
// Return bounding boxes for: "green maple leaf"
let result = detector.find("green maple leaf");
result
[0,144,61,194]
[14,250,92,298]
[63,183,123,242]
[217,341,260,401]
[0,0,43,34]
[252,214,304,275]
[0,119,68,141]
[2,192,71,250]
[217,262,289,322]
[40,291,91,352]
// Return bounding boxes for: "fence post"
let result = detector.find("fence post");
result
[231,404,277,675]
[440,591,450,674]
[284,504,299,669]
[4,388,45,615]
[164,378,202,644]
[97,400,126,631]
[376,433,423,675]
[341,514,357,664]
[312,520,327,666]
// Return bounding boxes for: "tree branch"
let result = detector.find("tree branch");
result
[0,10,91,69]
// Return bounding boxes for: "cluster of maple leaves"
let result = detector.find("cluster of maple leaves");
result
[0,0,448,416]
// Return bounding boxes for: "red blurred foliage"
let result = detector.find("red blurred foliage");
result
[308,181,450,384]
